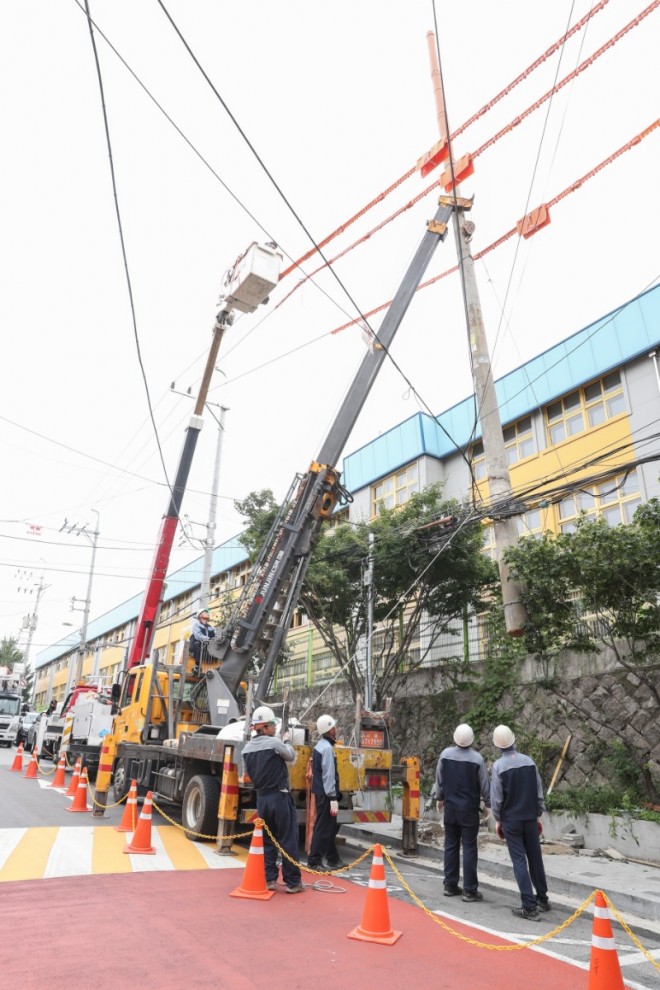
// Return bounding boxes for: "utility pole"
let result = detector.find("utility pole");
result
[199,405,228,612]
[17,573,48,705]
[61,510,100,689]
[170,386,229,613]
[424,32,527,636]
[363,532,375,710]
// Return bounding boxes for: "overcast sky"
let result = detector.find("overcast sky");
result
[1,0,658,663]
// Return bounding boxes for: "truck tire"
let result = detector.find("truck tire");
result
[182,775,220,842]
[112,758,133,802]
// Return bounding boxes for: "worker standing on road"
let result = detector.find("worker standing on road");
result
[307,714,341,872]
[189,609,215,671]
[242,706,304,893]
[435,722,491,902]
[490,724,551,921]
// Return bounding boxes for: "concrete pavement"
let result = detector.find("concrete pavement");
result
[341,815,660,931]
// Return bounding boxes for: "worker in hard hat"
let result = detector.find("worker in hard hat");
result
[435,723,491,902]
[490,724,550,921]
[242,705,304,893]
[189,609,215,673]
[307,713,342,872]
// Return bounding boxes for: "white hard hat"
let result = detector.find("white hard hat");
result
[453,723,475,748]
[493,724,516,749]
[251,705,276,726]
[316,714,336,735]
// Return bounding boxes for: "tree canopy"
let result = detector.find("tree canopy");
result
[236,484,497,706]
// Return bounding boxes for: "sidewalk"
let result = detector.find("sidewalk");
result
[342,815,660,930]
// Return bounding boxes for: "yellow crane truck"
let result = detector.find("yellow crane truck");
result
[93,204,459,850]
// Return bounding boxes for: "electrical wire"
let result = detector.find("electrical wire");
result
[82,1,172,493]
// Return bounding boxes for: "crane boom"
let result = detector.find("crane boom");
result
[206,198,456,719]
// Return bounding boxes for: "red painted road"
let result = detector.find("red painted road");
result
[2,869,586,990]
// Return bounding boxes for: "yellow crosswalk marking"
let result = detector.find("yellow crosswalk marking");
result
[0,826,247,883]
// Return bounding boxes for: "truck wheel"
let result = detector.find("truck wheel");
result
[182,775,220,842]
[112,759,133,802]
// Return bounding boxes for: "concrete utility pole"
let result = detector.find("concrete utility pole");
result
[425,32,527,636]
[61,510,100,689]
[199,404,228,612]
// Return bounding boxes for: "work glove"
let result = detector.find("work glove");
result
[481,806,491,819]
[436,800,444,813]
[329,799,339,816]
[496,823,505,840]
[538,819,543,835]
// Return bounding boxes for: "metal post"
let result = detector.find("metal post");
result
[364,532,375,710]
[63,511,100,687]
[425,33,527,636]
[199,406,228,612]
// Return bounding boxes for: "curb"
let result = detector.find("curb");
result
[341,823,660,930]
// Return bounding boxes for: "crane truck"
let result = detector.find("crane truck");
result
[93,198,464,851]
[0,666,24,747]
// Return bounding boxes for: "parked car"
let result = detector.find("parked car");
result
[24,713,45,753]
[15,711,39,746]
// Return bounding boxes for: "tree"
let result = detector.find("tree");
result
[236,484,497,707]
[505,499,660,799]
[0,637,23,669]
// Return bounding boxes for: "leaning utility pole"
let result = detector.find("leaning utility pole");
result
[422,32,527,636]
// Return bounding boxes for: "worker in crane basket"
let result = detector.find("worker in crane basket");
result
[189,609,215,673]
[307,713,342,872]
[242,706,304,893]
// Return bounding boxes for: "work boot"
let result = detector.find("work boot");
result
[462,890,483,903]
[512,906,541,921]
[443,885,462,897]
[286,882,305,894]
[266,880,278,891]
[536,897,551,912]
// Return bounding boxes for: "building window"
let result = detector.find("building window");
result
[503,416,536,465]
[557,469,641,533]
[546,372,625,445]
[371,463,419,516]
[516,508,543,537]
[482,522,497,559]
[470,441,486,481]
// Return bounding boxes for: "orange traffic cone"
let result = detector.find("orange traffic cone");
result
[67,767,91,812]
[124,791,156,854]
[9,744,24,772]
[49,752,67,788]
[65,758,81,798]
[114,780,138,833]
[588,890,625,989]
[230,819,274,900]
[22,748,39,780]
[347,844,402,944]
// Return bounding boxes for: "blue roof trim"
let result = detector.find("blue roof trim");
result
[342,285,660,492]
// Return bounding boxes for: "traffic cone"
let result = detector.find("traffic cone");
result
[124,791,156,854]
[114,780,138,833]
[22,748,39,780]
[588,890,625,989]
[347,844,402,944]
[9,743,24,772]
[230,819,274,900]
[67,767,91,812]
[49,752,67,788]
[65,758,81,797]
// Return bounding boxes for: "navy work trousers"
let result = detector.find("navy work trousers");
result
[308,794,341,867]
[502,819,548,911]
[443,807,480,893]
[256,790,301,888]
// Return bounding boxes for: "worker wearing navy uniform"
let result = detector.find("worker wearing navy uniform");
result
[242,706,304,893]
[189,609,215,670]
[435,722,490,902]
[307,714,341,871]
[490,724,550,921]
